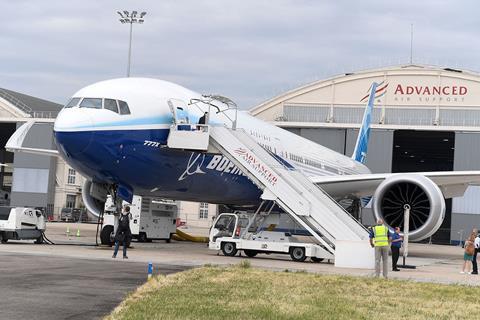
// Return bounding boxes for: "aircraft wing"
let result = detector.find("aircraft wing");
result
[310,171,480,199]
[5,120,59,157]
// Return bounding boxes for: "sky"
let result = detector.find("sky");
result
[1,0,479,109]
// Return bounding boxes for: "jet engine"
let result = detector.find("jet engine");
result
[82,180,108,218]
[372,174,445,241]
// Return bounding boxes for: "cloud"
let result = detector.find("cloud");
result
[0,1,479,108]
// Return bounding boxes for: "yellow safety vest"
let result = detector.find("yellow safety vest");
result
[373,225,389,247]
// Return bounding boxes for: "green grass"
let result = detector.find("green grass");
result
[106,265,480,320]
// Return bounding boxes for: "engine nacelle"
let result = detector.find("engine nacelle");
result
[82,180,107,218]
[372,174,445,241]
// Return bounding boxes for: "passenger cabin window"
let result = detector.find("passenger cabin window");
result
[104,99,119,113]
[80,98,102,109]
[118,100,131,115]
[64,97,80,108]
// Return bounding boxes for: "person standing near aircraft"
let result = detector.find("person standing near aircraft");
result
[369,219,391,278]
[471,229,479,274]
[461,231,476,274]
[390,227,403,272]
[112,206,132,259]
[198,112,208,125]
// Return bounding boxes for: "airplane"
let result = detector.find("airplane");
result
[6,77,480,242]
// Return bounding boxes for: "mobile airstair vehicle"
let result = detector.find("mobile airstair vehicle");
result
[167,95,373,268]
[0,207,46,244]
[209,211,333,262]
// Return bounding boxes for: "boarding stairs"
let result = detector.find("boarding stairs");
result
[207,125,370,255]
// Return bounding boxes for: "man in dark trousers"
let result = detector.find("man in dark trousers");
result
[391,227,403,271]
[472,229,479,274]
[112,206,132,259]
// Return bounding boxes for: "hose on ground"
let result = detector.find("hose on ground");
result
[41,231,55,245]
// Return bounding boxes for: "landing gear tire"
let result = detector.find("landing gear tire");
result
[100,225,114,246]
[244,250,258,258]
[221,242,237,257]
[290,247,306,262]
[0,233,5,244]
[311,257,324,263]
[138,232,147,243]
[34,236,44,244]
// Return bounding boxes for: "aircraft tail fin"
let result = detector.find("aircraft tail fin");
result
[351,82,379,164]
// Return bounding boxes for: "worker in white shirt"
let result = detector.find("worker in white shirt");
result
[473,229,480,275]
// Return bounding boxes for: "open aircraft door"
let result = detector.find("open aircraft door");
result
[168,99,190,124]
[166,99,210,151]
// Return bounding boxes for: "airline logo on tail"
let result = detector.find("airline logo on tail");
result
[352,82,379,164]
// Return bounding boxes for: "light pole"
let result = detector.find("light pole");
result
[117,10,147,77]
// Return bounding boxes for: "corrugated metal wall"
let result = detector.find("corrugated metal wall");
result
[345,129,394,173]
[10,123,56,210]
[298,128,346,154]
[451,132,480,241]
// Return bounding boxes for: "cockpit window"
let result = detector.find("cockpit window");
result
[80,98,102,109]
[118,100,131,115]
[104,99,119,113]
[64,97,80,108]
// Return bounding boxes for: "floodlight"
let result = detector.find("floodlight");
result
[117,10,147,77]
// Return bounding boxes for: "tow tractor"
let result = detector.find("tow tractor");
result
[209,212,333,262]
[100,196,178,245]
[0,206,46,244]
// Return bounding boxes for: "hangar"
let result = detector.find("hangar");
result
[250,64,480,244]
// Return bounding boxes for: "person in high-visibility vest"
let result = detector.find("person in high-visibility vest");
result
[369,219,391,278]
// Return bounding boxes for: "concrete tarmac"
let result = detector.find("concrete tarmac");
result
[0,251,188,320]
[0,222,478,319]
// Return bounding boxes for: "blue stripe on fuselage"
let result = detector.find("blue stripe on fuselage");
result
[54,128,262,204]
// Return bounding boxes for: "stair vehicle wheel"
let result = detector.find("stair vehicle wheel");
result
[34,236,44,244]
[244,250,258,258]
[311,257,324,263]
[100,225,114,246]
[221,242,238,256]
[138,232,147,243]
[290,247,306,262]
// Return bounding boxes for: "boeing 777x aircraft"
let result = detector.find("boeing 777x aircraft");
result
[7,78,480,241]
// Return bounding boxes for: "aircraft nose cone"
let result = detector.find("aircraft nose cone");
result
[54,109,94,156]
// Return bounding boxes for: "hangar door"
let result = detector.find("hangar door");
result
[392,130,454,244]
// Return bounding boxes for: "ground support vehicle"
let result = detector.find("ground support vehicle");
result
[0,206,46,244]
[209,212,333,262]
[100,196,178,245]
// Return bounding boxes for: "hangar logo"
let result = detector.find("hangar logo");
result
[393,85,467,96]
[360,81,389,102]
[360,81,469,103]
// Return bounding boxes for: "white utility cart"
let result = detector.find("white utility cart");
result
[100,196,178,245]
[0,206,46,244]
[209,212,333,262]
